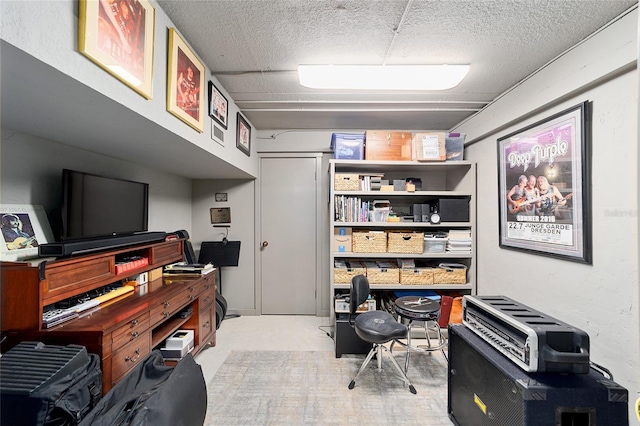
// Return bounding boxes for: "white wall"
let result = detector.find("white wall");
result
[1,128,193,234]
[0,0,258,178]
[191,179,256,315]
[257,130,338,153]
[454,9,639,418]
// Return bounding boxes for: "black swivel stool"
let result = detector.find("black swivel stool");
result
[347,275,416,394]
[392,296,447,372]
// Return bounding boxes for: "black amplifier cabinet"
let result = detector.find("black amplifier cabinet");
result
[448,324,628,426]
[335,314,372,358]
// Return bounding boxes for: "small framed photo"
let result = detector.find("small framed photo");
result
[208,81,229,130]
[78,0,155,99]
[167,28,205,133]
[236,112,251,156]
[215,192,228,202]
[0,205,54,261]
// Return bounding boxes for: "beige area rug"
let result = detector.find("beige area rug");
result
[205,350,452,425]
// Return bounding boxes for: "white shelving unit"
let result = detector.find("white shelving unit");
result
[329,160,476,342]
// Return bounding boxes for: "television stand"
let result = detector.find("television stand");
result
[1,238,217,395]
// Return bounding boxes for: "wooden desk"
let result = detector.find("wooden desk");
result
[1,240,216,394]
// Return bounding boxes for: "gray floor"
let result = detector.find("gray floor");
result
[194,315,336,383]
[195,315,452,425]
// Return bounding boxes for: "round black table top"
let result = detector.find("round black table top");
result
[395,296,440,319]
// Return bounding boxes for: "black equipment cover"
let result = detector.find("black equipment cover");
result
[174,229,197,264]
[79,351,207,426]
[0,342,102,426]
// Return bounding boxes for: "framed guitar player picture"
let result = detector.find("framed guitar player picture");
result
[0,204,54,261]
[497,101,592,264]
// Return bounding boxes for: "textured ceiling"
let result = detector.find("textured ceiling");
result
[157,0,637,131]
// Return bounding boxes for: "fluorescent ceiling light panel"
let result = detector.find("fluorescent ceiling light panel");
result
[298,64,470,90]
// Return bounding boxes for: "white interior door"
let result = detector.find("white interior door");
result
[260,156,318,314]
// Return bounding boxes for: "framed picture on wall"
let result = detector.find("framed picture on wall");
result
[210,207,231,224]
[167,28,205,133]
[208,81,228,130]
[78,0,156,99]
[0,204,54,261]
[497,101,592,264]
[236,112,251,156]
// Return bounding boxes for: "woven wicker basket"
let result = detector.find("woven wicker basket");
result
[333,262,366,284]
[387,231,424,254]
[433,263,467,284]
[352,231,387,253]
[400,268,434,285]
[334,173,359,191]
[366,267,400,284]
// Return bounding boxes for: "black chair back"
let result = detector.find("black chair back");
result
[349,275,370,321]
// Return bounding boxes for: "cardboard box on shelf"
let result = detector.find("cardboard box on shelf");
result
[334,227,352,253]
[413,132,446,161]
[149,267,163,281]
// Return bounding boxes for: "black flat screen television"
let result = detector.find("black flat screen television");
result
[61,169,149,240]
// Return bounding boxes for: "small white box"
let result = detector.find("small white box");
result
[161,329,195,359]
[166,330,194,349]
[134,271,149,285]
[166,329,194,350]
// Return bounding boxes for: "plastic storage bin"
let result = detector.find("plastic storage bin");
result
[445,133,466,161]
[331,133,365,160]
[424,232,448,253]
[370,200,390,222]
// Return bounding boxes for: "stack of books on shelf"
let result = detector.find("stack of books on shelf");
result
[446,229,472,254]
[163,262,215,277]
[334,196,372,222]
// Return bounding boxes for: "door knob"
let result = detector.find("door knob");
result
[262,241,269,247]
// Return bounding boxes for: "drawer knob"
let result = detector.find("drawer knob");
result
[189,295,195,301]
[131,331,139,339]
[189,286,195,292]
[130,319,138,327]
[204,321,210,329]
[125,348,141,363]
[163,312,169,318]
[163,301,170,307]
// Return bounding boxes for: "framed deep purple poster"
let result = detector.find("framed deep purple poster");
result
[497,101,592,264]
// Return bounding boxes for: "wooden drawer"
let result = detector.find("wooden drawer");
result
[111,311,150,351]
[197,274,215,294]
[43,257,114,303]
[111,331,151,383]
[199,306,215,346]
[365,130,413,161]
[149,290,191,325]
[175,283,199,309]
[150,240,183,265]
[199,284,216,312]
